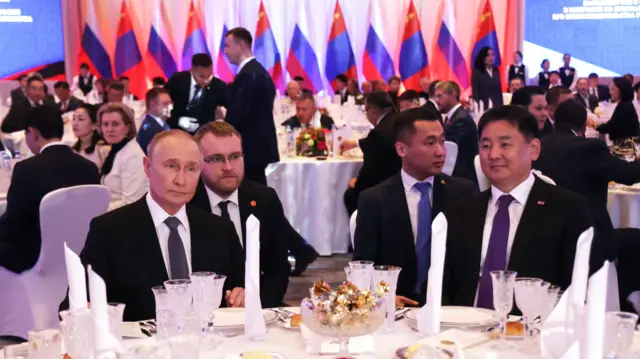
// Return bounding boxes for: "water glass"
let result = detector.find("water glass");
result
[189,272,226,333]
[540,285,561,323]
[28,329,62,359]
[168,334,201,359]
[117,342,170,359]
[3,343,28,359]
[152,286,177,340]
[59,308,94,359]
[347,260,374,291]
[372,265,402,332]
[326,131,334,157]
[604,311,639,358]
[107,302,126,341]
[490,270,517,351]
[164,279,193,334]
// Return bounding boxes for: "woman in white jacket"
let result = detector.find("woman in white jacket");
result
[97,102,148,210]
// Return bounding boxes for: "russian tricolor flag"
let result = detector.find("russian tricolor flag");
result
[432,0,469,89]
[254,0,284,92]
[114,0,145,98]
[78,0,112,79]
[325,0,357,92]
[182,0,210,71]
[471,0,501,68]
[399,0,429,91]
[145,0,177,81]
[362,0,394,82]
[286,3,323,94]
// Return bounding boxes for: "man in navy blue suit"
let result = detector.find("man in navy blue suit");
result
[223,27,279,185]
[137,88,173,154]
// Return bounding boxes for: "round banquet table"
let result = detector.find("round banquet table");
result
[265,157,363,256]
[608,188,640,229]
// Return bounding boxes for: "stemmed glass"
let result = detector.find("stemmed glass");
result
[164,279,193,335]
[152,286,177,340]
[604,311,639,358]
[372,265,402,332]
[490,270,518,351]
[347,260,374,291]
[189,272,226,333]
[514,278,549,350]
[540,285,561,324]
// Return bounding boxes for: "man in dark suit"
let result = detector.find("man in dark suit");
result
[281,93,335,130]
[53,81,83,114]
[588,73,610,102]
[511,86,552,138]
[77,130,245,321]
[419,77,431,101]
[118,76,139,103]
[223,27,279,185]
[347,79,364,105]
[137,87,173,154]
[9,74,28,105]
[165,53,228,133]
[0,105,100,274]
[387,76,402,108]
[575,78,599,112]
[2,76,56,134]
[333,74,349,104]
[293,76,313,95]
[353,108,477,305]
[544,86,574,137]
[398,90,421,112]
[435,81,479,185]
[190,122,296,306]
[421,80,439,114]
[341,92,401,215]
[442,106,592,308]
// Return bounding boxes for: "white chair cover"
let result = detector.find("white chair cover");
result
[532,169,556,186]
[0,185,110,338]
[474,155,490,192]
[442,141,458,176]
[349,210,357,249]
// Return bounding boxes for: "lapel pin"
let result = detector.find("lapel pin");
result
[250,200,257,207]
[537,201,545,205]
[441,179,446,184]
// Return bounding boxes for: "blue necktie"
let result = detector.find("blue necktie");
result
[414,182,432,294]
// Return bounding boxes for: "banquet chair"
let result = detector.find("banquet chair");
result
[442,141,458,176]
[531,169,556,186]
[474,155,490,191]
[349,210,357,249]
[0,185,110,339]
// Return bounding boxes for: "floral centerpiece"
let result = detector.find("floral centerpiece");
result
[296,127,330,157]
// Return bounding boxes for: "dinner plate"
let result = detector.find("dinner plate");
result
[274,307,300,330]
[404,306,499,327]
[214,308,278,330]
[395,345,452,359]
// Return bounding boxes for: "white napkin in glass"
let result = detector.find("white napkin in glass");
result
[88,265,121,359]
[580,261,610,359]
[310,111,322,129]
[64,242,87,310]
[244,215,267,340]
[417,213,447,336]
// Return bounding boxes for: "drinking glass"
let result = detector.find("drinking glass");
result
[168,334,201,359]
[347,260,374,291]
[3,343,28,359]
[604,311,639,358]
[152,286,177,340]
[326,131,334,157]
[164,279,193,334]
[490,270,518,351]
[515,278,549,350]
[540,285,561,323]
[28,329,62,359]
[59,308,94,359]
[189,272,226,333]
[372,265,402,332]
[107,302,126,341]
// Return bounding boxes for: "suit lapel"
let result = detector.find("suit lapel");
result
[431,175,445,218]
[132,199,170,281]
[509,179,548,269]
[386,174,415,252]
[466,191,491,280]
[191,179,212,213]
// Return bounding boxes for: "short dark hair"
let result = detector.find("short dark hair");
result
[511,86,546,108]
[398,90,420,103]
[108,82,124,92]
[152,77,166,86]
[226,27,253,47]
[191,53,213,68]
[554,99,587,132]
[477,105,539,141]
[588,73,598,79]
[118,76,129,82]
[546,86,572,106]
[27,76,44,87]
[563,53,571,58]
[540,59,549,68]
[388,76,401,84]
[54,81,70,90]
[514,51,523,59]
[549,71,560,77]
[80,63,89,70]
[633,81,640,92]
[293,76,304,82]
[335,74,348,84]
[365,91,395,111]
[613,77,634,102]
[17,74,27,81]
[428,80,440,97]
[394,107,442,142]
[623,73,635,84]
[145,87,170,109]
[24,105,64,139]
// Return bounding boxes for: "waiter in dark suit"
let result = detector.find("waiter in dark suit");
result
[574,78,599,112]
[77,130,245,321]
[9,74,28,105]
[559,53,578,90]
[137,87,173,154]
[282,93,335,130]
[435,81,479,185]
[223,27,279,185]
[2,76,56,133]
[333,74,349,104]
[544,86,575,137]
[354,108,477,305]
[443,106,592,308]
[165,54,228,134]
[190,122,297,306]
[341,92,401,215]
[0,105,100,274]
[588,73,610,102]
[53,81,84,114]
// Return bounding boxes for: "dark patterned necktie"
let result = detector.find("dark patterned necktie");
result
[164,217,189,279]
[218,201,230,220]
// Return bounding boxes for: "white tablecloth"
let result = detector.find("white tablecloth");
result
[608,188,640,229]
[266,157,363,256]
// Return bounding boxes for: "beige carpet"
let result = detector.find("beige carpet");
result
[283,254,351,306]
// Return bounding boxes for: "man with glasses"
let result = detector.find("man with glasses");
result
[190,121,312,301]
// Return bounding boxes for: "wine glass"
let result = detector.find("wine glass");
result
[490,270,517,351]
[514,278,549,350]
[347,260,374,291]
[604,311,639,358]
[164,279,192,334]
[372,265,402,332]
[540,285,561,324]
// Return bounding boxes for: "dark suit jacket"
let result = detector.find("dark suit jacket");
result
[189,179,291,308]
[595,85,611,102]
[442,178,593,306]
[225,59,279,174]
[59,96,84,113]
[136,115,169,154]
[9,88,26,105]
[2,96,56,133]
[165,71,228,131]
[472,68,503,109]
[353,173,478,301]
[574,94,599,113]
[281,114,335,130]
[596,101,640,141]
[540,118,554,138]
[78,197,244,321]
[444,106,479,185]
[0,145,100,273]
[421,99,438,114]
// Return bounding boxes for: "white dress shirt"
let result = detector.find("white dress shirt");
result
[400,169,434,244]
[237,56,256,74]
[205,185,243,247]
[145,193,192,274]
[101,140,149,211]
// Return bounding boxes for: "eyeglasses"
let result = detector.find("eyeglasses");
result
[204,152,244,165]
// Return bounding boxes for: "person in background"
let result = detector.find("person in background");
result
[634,82,640,108]
[54,81,83,114]
[281,93,335,130]
[361,81,373,96]
[72,103,108,168]
[334,74,349,104]
[623,74,635,85]
[86,78,107,106]
[9,74,28,105]
[347,79,364,105]
[419,77,431,101]
[106,82,125,104]
[508,77,524,94]
[118,76,139,103]
[511,86,551,138]
[588,73,611,102]
[293,75,312,94]
[97,103,148,210]
[71,63,96,97]
[2,76,55,133]
[341,92,401,215]
[387,76,402,107]
[151,77,166,88]
[283,81,300,106]
[559,53,578,90]
[373,79,387,92]
[575,78,599,113]
[546,86,574,137]
[422,80,440,113]
[471,46,503,109]
[537,59,551,90]
[548,71,562,88]
[398,90,421,112]
[596,77,640,142]
[137,88,173,154]
[508,51,528,85]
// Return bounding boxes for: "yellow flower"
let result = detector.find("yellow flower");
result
[307,139,315,147]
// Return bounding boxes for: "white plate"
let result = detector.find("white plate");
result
[214,308,278,329]
[404,306,499,327]
[274,307,300,330]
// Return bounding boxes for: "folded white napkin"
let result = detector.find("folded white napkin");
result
[244,215,267,340]
[64,242,87,310]
[581,261,611,359]
[88,265,121,359]
[300,324,374,354]
[418,213,447,336]
[310,111,322,129]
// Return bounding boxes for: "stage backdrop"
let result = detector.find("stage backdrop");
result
[61,0,522,98]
